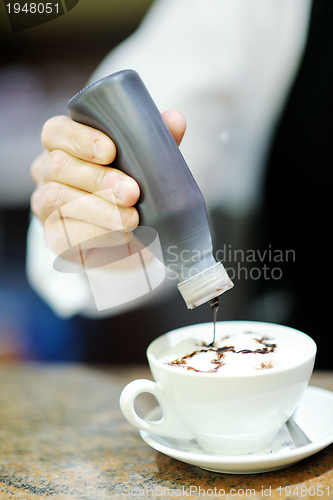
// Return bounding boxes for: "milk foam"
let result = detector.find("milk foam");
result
[160,331,307,374]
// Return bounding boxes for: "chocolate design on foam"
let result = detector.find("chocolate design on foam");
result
[166,333,277,373]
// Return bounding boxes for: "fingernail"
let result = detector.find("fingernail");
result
[115,180,129,200]
[93,140,106,161]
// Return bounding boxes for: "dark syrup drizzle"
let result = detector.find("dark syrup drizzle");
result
[166,333,277,373]
[208,297,219,347]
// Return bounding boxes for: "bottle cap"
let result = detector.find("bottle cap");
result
[177,262,234,309]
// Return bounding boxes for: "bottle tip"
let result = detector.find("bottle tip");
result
[208,296,219,309]
[177,262,233,309]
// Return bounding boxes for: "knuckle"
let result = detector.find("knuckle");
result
[84,127,99,148]
[47,149,68,178]
[65,121,97,162]
[42,182,63,212]
[67,118,92,155]
[94,167,109,193]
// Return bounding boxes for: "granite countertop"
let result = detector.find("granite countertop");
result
[0,364,332,500]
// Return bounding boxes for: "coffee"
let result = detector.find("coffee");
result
[160,330,308,374]
[120,321,316,455]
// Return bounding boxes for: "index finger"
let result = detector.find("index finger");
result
[41,115,116,165]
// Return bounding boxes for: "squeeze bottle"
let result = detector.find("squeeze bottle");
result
[67,70,233,309]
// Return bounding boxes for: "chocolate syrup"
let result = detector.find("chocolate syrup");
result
[166,334,277,373]
[208,297,219,347]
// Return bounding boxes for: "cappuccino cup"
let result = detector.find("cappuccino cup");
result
[120,321,316,455]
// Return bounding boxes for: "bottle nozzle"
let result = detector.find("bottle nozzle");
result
[177,261,233,309]
[208,296,219,309]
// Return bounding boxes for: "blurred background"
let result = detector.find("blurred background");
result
[0,0,332,367]
[0,0,155,362]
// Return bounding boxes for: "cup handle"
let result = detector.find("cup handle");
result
[120,379,194,439]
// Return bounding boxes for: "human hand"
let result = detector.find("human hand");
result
[30,110,186,268]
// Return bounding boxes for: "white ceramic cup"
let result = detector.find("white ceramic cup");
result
[120,321,316,455]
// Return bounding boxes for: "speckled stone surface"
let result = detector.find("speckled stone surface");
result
[0,365,332,500]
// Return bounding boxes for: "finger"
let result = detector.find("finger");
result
[161,110,186,146]
[40,149,140,208]
[46,215,131,254]
[49,232,146,270]
[79,235,153,271]
[31,182,139,231]
[45,215,135,268]
[41,115,116,165]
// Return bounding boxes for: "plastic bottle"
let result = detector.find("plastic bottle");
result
[67,69,233,309]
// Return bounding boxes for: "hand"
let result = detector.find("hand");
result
[30,110,186,268]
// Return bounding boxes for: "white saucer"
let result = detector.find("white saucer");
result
[139,386,333,474]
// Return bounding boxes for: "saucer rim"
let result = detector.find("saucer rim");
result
[139,385,333,473]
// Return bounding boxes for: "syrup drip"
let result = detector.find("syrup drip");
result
[208,297,219,347]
